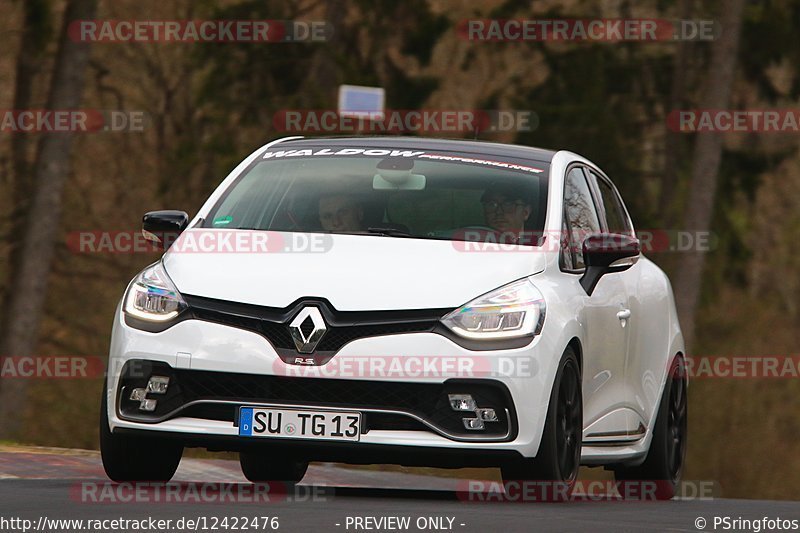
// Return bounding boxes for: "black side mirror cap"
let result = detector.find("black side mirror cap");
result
[142,210,189,249]
[580,233,640,295]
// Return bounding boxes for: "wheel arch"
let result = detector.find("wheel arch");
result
[566,336,583,374]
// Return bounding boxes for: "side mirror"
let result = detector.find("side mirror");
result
[580,233,640,295]
[142,210,189,250]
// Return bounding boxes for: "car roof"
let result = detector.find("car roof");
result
[274,136,557,164]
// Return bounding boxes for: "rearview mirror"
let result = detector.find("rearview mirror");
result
[580,233,640,295]
[142,210,189,250]
[373,173,427,190]
[373,156,426,190]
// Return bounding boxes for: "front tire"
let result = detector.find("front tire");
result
[614,355,687,500]
[99,382,183,482]
[239,450,309,483]
[501,348,582,500]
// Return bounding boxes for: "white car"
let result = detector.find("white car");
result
[101,137,687,499]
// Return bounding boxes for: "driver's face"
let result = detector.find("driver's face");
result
[319,195,363,232]
[482,193,532,233]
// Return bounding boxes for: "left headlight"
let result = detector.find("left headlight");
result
[123,262,186,322]
[441,278,545,340]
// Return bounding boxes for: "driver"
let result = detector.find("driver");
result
[318,194,364,232]
[480,184,533,244]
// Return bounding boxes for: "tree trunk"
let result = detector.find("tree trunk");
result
[0,0,98,440]
[659,0,694,225]
[2,0,52,333]
[673,0,746,350]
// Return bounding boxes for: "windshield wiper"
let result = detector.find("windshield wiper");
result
[367,226,413,237]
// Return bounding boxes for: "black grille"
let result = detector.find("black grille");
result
[177,369,442,412]
[184,295,446,354]
[256,319,436,352]
[259,322,295,348]
[321,323,436,351]
[182,403,237,422]
[364,413,428,432]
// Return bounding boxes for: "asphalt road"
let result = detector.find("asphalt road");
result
[0,447,798,533]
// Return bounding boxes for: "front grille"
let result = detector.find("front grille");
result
[117,360,516,440]
[176,369,443,412]
[182,403,236,422]
[258,322,295,348]
[184,295,447,354]
[258,320,435,352]
[365,413,428,432]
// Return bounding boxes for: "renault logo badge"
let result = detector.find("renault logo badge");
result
[288,307,327,353]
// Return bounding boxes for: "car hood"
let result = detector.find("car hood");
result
[162,230,546,310]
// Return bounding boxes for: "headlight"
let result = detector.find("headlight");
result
[123,262,186,322]
[441,278,545,340]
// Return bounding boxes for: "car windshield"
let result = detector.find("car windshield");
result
[203,148,549,245]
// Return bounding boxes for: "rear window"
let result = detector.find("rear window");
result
[204,148,549,245]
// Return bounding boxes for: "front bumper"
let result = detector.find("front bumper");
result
[107,304,561,460]
[116,360,517,442]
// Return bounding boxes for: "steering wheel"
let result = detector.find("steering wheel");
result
[428,226,500,239]
[458,225,498,232]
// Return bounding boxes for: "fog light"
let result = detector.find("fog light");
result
[477,408,498,422]
[129,388,147,401]
[147,376,170,394]
[463,417,485,430]
[449,394,477,411]
[139,399,158,412]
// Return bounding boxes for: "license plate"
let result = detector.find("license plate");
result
[238,407,361,442]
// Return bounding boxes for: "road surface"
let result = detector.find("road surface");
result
[0,446,797,532]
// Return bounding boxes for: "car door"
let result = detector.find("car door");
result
[587,169,651,435]
[561,166,632,441]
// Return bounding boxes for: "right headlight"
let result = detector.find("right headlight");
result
[441,278,545,340]
[123,262,186,322]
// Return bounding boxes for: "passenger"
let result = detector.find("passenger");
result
[318,194,364,232]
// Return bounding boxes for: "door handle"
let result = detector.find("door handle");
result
[616,309,631,320]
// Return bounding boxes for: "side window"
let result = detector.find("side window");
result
[590,170,632,235]
[563,167,601,270]
[560,217,574,270]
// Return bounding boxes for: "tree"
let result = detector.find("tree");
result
[673,0,747,349]
[2,1,52,331]
[0,0,98,439]
[659,0,697,224]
